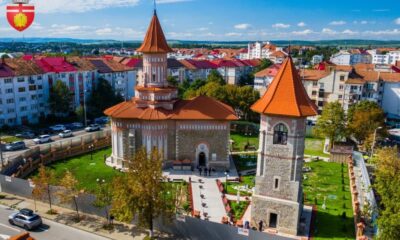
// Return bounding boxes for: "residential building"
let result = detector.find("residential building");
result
[253,64,281,94]
[311,55,324,65]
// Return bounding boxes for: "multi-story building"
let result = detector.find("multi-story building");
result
[311,55,324,65]
[253,64,281,94]
[0,58,48,126]
[368,49,400,65]
[247,41,286,62]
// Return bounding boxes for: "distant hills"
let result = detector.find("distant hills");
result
[0,38,399,48]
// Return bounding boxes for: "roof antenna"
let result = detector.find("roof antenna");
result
[153,0,157,15]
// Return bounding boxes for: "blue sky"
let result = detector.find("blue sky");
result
[0,0,399,41]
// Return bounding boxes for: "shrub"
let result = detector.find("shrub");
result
[341,211,346,219]
[46,209,58,215]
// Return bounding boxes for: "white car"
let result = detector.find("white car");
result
[33,135,51,144]
[59,130,73,138]
[49,124,66,132]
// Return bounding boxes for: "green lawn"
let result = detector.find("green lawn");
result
[27,148,122,193]
[230,133,259,151]
[229,200,250,221]
[303,161,355,240]
[304,137,330,158]
[226,175,255,196]
[232,154,257,172]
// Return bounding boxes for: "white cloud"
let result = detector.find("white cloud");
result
[321,28,337,35]
[272,23,290,29]
[373,9,389,12]
[225,32,242,37]
[196,27,208,31]
[27,0,140,13]
[342,29,358,35]
[363,29,400,36]
[360,20,368,25]
[395,18,400,25]
[234,23,251,30]
[329,20,346,26]
[95,28,113,35]
[297,22,306,27]
[292,29,313,35]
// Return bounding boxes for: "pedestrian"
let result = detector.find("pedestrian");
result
[208,167,211,176]
[205,167,208,176]
[258,220,263,232]
[199,167,202,176]
[245,221,250,229]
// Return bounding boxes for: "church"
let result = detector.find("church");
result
[104,10,238,170]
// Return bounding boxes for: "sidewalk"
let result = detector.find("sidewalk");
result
[0,192,171,240]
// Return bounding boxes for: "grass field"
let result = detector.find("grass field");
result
[230,133,259,151]
[303,160,355,240]
[226,175,255,196]
[27,148,122,193]
[304,137,330,158]
[229,200,250,221]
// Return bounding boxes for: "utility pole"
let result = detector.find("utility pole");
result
[0,132,4,168]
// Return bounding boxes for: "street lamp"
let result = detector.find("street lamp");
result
[370,126,383,158]
[224,171,229,193]
[0,132,4,167]
[89,144,95,160]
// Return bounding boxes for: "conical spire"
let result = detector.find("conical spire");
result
[137,11,173,53]
[251,56,317,117]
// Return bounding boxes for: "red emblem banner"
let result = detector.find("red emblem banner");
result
[6,4,35,32]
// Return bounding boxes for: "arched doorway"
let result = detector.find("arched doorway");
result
[198,152,206,167]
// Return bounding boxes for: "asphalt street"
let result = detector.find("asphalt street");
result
[0,205,108,240]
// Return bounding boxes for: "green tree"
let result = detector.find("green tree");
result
[207,69,225,85]
[314,101,347,150]
[93,179,113,227]
[32,165,56,213]
[238,72,255,86]
[347,101,385,144]
[374,147,400,240]
[57,171,82,221]
[49,80,72,116]
[254,59,273,73]
[88,78,124,117]
[167,75,179,87]
[75,105,85,123]
[111,148,175,237]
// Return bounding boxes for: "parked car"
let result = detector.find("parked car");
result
[5,141,26,151]
[15,131,35,139]
[33,135,51,144]
[94,117,109,125]
[85,124,101,132]
[8,208,42,230]
[49,124,66,132]
[59,130,73,138]
[72,122,84,129]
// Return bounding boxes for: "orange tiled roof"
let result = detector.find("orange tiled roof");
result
[251,57,318,117]
[300,69,330,81]
[104,95,238,121]
[334,65,353,72]
[137,12,173,53]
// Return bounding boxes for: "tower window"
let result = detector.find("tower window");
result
[273,176,280,190]
[273,123,288,145]
[152,73,156,82]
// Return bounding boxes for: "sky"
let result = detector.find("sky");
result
[0,0,399,41]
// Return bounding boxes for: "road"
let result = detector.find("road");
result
[0,205,108,240]
[1,128,110,167]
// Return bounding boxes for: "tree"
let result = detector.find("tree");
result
[238,72,255,86]
[314,101,347,150]
[374,147,400,240]
[88,78,124,117]
[111,148,175,237]
[32,165,55,213]
[57,171,82,221]
[207,69,225,85]
[49,80,72,116]
[93,180,113,227]
[167,75,179,87]
[254,59,273,73]
[347,101,385,144]
[75,105,85,123]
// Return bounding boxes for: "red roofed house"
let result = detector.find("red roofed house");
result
[251,56,317,235]
[104,10,238,170]
[253,64,281,94]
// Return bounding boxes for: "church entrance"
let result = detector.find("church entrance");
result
[269,213,278,228]
[198,152,206,167]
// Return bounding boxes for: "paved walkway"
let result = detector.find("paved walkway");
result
[191,176,226,223]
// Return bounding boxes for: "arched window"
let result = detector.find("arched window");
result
[273,123,288,145]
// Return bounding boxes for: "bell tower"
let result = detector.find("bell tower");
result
[135,10,177,110]
[250,57,317,235]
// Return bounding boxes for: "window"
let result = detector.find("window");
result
[19,97,26,102]
[274,177,280,190]
[339,85,344,90]
[20,106,27,111]
[8,108,14,113]
[6,98,14,104]
[273,123,288,145]
[340,75,345,81]
[312,91,317,96]
[6,88,13,93]
[338,95,343,99]
[4,78,12,84]
[18,87,25,92]
[312,82,318,86]
[29,85,36,91]
[37,85,43,90]
[17,77,25,82]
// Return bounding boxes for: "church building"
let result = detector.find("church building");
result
[250,56,318,235]
[104,10,237,170]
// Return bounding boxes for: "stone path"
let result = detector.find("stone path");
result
[191,176,227,223]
